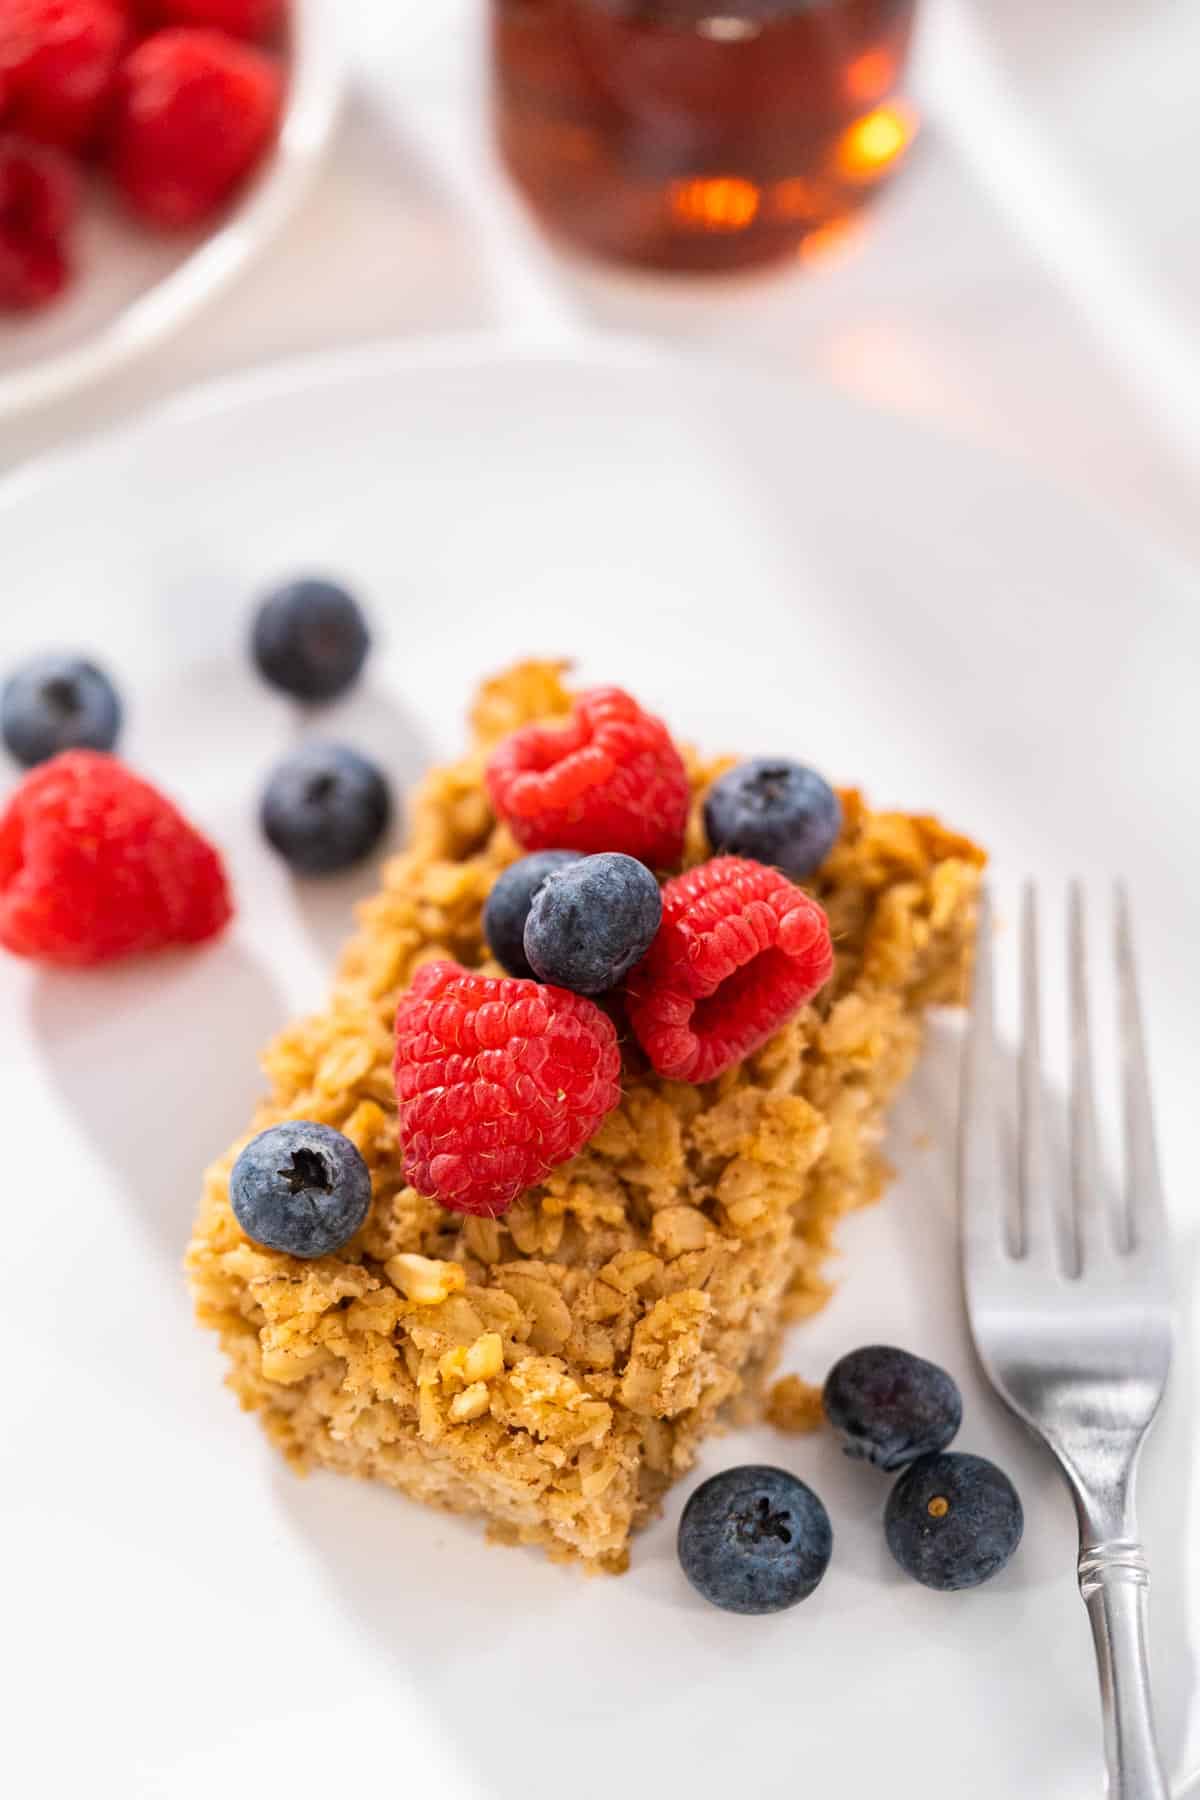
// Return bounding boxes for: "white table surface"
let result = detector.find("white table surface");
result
[3,0,1200,568]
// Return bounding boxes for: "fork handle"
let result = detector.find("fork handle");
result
[1078,1539,1169,1799]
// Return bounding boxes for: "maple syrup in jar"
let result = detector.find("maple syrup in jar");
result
[492,0,919,272]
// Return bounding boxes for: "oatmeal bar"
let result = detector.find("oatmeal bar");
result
[187,662,984,1569]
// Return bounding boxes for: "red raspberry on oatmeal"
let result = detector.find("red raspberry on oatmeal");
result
[486,685,690,869]
[626,856,835,1083]
[393,960,622,1218]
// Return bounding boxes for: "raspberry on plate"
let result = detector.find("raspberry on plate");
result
[0,750,233,966]
[0,134,77,310]
[141,0,284,41]
[107,27,283,229]
[485,686,690,869]
[625,855,834,1083]
[393,959,622,1218]
[0,0,130,152]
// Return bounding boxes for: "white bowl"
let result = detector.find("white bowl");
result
[0,0,343,421]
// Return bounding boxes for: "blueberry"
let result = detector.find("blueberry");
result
[678,1465,833,1615]
[704,758,841,880]
[261,742,391,875]
[885,1452,1024,1591]
[251,579,370,703]
[2,653,122,767]
[231,1121,372,1258]
[484,850,584,979]
[823,1345,963,1472]
[523,852,662,994]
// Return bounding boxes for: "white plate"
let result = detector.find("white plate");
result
[0,0,341,421]
[1,337,1196,1800]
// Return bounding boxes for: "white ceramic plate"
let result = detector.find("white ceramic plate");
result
[0,0,341,421]
[1,338,1196,1800]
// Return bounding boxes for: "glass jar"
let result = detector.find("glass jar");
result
[491,0,919,273]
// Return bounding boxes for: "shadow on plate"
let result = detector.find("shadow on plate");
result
[30,936,285,1266]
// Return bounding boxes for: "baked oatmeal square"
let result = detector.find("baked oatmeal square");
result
[187,661,983,1569]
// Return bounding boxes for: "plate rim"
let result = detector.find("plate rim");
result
[0,0,344,425]
[2,324,1196,575]
[0,328,684,506]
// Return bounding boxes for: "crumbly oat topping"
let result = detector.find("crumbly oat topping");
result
[765,1374,827,1435]
[186,661,983,1569]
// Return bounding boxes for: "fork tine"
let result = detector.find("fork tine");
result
[1068,882,1104,1271]
[1115,884,1168,1255]
[1018,883,1057,1265]
[959,885,1009,1274]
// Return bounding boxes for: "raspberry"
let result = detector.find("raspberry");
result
[0,750,233,966]
[0,133,77,309]
[0,0,130,152]
[107,28,282,229]
[393,959,622,1218]
[625,856,834,1083]
[485,687,690,869]
[140,0,284,40]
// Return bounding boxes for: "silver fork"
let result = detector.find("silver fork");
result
[960,883,1174,1799]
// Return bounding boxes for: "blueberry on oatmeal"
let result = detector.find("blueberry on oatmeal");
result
[678,1465,833,1614]
[484,849,584,979]
[2,653,122,767]
[524,851,662,994]
[231,1121,372,1258]
[703,758,841,880]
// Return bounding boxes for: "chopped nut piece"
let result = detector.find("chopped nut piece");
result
[386,1254,467,1305]
[441,1330,506,1391]
[449,1382,490,1423]
[463,1332,505,1383]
